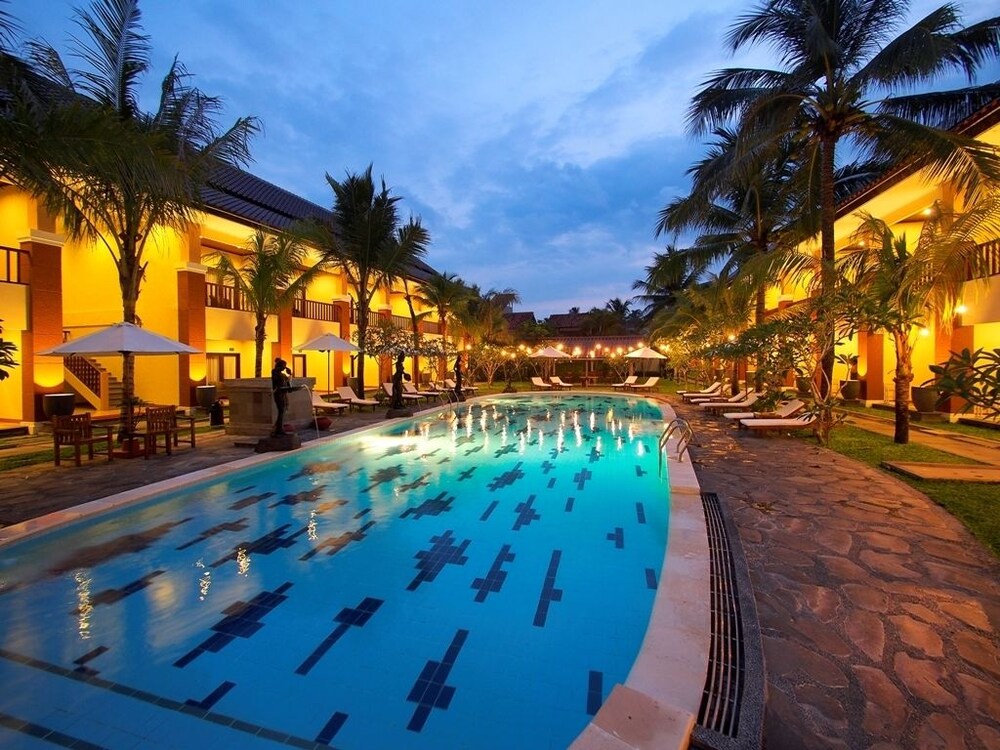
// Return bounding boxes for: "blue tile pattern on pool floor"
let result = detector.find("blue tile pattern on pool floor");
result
[0,393,670,749]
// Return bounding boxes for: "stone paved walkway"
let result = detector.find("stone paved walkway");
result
[674,400,1000,750]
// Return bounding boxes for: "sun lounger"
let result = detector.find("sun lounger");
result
[311,391,349,415]
[444,378,477,394]
[740,413,818,434]
[681,382,722,401]
[726,399,805,422]
[549,376,575,389]
[701,391,759,414]
[530,376,553,389]
[404,382,441,403]
[336,386,379,411]
[611,375,638,389]
[383,382,423,404]
[630,376,660,390]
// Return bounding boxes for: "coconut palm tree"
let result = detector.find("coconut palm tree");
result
[414,271,469,378]
[1,0,258,437]
[209,228,327,377]
[315,165,426,397]
[688,0,1000,393]
[415,271,468,346]
[394,218,433,380]
[455,286,520,346]
[839,194,1000,443]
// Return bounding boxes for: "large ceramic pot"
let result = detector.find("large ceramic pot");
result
[42,392,76,419]
[796,376,812,396]
[911,385,942,413]
[839,379,861,401]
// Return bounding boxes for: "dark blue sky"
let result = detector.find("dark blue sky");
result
[10,0,996,317]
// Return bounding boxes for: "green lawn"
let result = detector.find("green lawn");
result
[837,402,1000,442]
[815,425,1000,558]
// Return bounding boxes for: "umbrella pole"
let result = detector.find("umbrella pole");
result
[327,350,332,395]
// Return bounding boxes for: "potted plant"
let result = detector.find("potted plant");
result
[837,354,861,401]
[911,378,944,414]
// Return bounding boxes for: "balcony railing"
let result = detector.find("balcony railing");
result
[970,239,1000,280]
[422,320,441,335]
[392,314,411,330]
[1,246,27,284]
[292,298,340,322]
[205,282,251,311]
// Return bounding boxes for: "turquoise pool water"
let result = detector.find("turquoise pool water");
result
[0,393,670,749]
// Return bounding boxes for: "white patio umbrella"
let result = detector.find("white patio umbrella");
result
[624,345,666,376]
[39,322,199,442]
[296,332,359,394]
[529,346,571,359]
[624,346,667,360]
[529,345,570,378]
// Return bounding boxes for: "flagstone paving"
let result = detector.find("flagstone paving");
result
[674,401,1000,750]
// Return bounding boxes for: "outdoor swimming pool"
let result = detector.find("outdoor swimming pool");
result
[0,393,672,749]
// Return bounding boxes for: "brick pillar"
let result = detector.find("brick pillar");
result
[334,300,352,388]
[939,323,974,414]
[20,231,66,421]
[176,263,207,407]
[860,330,885,401]
[276,304,293,365]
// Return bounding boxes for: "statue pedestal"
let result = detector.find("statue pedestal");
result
[254,433,302,453]
[223,377,316,436]
[386,407,415,419]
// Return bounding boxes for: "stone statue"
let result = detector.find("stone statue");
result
[270,357,297,436]
[391,352,406,410]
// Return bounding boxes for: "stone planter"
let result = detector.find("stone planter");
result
[795,377,812,396]
[839,379,861,401]
[195,384,217,409]
[43,393,76,419]
[911,385,942,414]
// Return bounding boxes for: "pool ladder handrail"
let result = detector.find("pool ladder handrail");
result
[659,418,693,474]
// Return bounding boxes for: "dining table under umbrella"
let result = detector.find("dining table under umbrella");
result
[295,332,359,394]
[38,322,200,446]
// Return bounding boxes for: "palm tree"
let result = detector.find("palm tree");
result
[655,130,816,385]
[416,271,468,345]
[414,271,469,377]
[209,228,327,377]
[455,287,520,347]
[1,0,258,436]
[315,165,425,397]
[688,0,1000,394]
[394,219,433,380]
[840,194,1000,443]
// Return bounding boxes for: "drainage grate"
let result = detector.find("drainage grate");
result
[691,492,764,750]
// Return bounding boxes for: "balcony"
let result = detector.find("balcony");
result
[1,246,27,285]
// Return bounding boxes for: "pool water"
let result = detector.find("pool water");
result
[0,393,670,749]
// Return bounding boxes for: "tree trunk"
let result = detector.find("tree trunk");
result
[754,285,766,391]
[254,313,267,378]
[118,236,141,443]
[892,329,913,444]
[819,136,837,400]
[356,315,368,397]
[404,286,420,382]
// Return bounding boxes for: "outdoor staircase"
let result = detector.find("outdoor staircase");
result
[63,355,125,411]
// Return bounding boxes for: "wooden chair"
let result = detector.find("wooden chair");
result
[171,410,197,449]
[52,413,114,466]
[134,405,180,457]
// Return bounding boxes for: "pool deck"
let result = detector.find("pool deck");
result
[673,399,1000,750]
[2,393,999,748]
